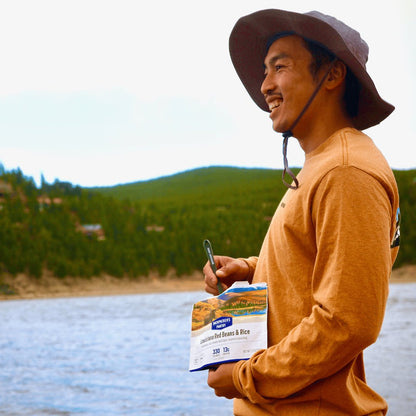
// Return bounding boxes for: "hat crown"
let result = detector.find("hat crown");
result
[229,8,394,130]
[306,11,369,67]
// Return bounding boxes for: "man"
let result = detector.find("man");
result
[203,9,400,415]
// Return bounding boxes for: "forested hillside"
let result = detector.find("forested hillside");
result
[0,165,414,290]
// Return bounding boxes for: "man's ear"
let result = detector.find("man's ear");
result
[326,60,347,90]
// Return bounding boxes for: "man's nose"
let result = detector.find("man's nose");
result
[260,73,275,97]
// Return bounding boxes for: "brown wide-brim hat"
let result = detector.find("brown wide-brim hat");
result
[229,9,394,130]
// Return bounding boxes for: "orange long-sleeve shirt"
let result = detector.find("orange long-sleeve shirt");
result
[232,128,400,415]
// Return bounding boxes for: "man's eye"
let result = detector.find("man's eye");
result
[275,65,283,71]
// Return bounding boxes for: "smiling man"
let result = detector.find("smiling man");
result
[262,35,354,151]
[203,9,400,416]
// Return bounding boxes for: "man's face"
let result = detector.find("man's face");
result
[261,35,319,135]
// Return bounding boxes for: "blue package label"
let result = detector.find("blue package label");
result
[212,317,233,330]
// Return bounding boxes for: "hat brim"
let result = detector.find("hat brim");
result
[229,9,394,130]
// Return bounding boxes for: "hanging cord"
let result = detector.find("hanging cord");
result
[282,132,299,189]
[281,59,337,189]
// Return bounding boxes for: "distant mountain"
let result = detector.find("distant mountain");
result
[88,166,297,204]
[88,165,416,270]
[0,165,414,289]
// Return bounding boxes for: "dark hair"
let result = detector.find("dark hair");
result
[302,38,361,118]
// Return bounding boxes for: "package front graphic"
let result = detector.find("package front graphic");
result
[189,281,268,371]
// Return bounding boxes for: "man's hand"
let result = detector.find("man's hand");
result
[207,363,244,399]
[203,256,250,295]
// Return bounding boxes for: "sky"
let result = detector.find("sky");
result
[0,0,414,187]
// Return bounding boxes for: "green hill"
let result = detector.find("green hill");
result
[0,164,414,293]
[89,165,416,271]
[89,166,294,204]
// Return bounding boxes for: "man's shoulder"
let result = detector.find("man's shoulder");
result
[341,128,392,174]
[301,127,396,191]
[320,127,390,173]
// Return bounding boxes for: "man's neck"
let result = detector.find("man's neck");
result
[294,113,355,154]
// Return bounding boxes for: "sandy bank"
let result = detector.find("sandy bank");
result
[0,270,205,301]
[1,265,415,301]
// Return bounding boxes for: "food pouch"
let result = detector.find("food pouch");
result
[189,281,267,371]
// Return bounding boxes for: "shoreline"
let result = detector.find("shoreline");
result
[0,270,206,301]
[1,265,415,301]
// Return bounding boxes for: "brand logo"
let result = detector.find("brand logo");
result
[212,317,232,330]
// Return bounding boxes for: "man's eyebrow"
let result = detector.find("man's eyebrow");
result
[263,53,290,68]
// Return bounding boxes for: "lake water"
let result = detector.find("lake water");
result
[0,283,415,415]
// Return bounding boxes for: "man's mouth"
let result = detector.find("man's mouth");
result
[268,100,281,112]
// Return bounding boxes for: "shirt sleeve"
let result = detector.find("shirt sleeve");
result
[238,256,258,283]
[232,166,394,403]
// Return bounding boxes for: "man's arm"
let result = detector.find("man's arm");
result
[230,168,394,403]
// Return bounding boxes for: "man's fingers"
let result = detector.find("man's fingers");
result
[203,261,222,294]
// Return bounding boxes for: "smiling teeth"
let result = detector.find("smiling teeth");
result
[269,102,281,111]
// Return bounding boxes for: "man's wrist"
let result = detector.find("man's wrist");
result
[237,256,258,283]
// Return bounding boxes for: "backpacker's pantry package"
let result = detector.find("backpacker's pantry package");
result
[189,281,268,371]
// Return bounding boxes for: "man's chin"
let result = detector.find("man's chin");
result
[271,117,291,134]
[272,123,287,134]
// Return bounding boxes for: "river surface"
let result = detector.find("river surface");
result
[0,283,415,415]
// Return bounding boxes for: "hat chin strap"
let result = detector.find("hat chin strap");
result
[281,59,337,189]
